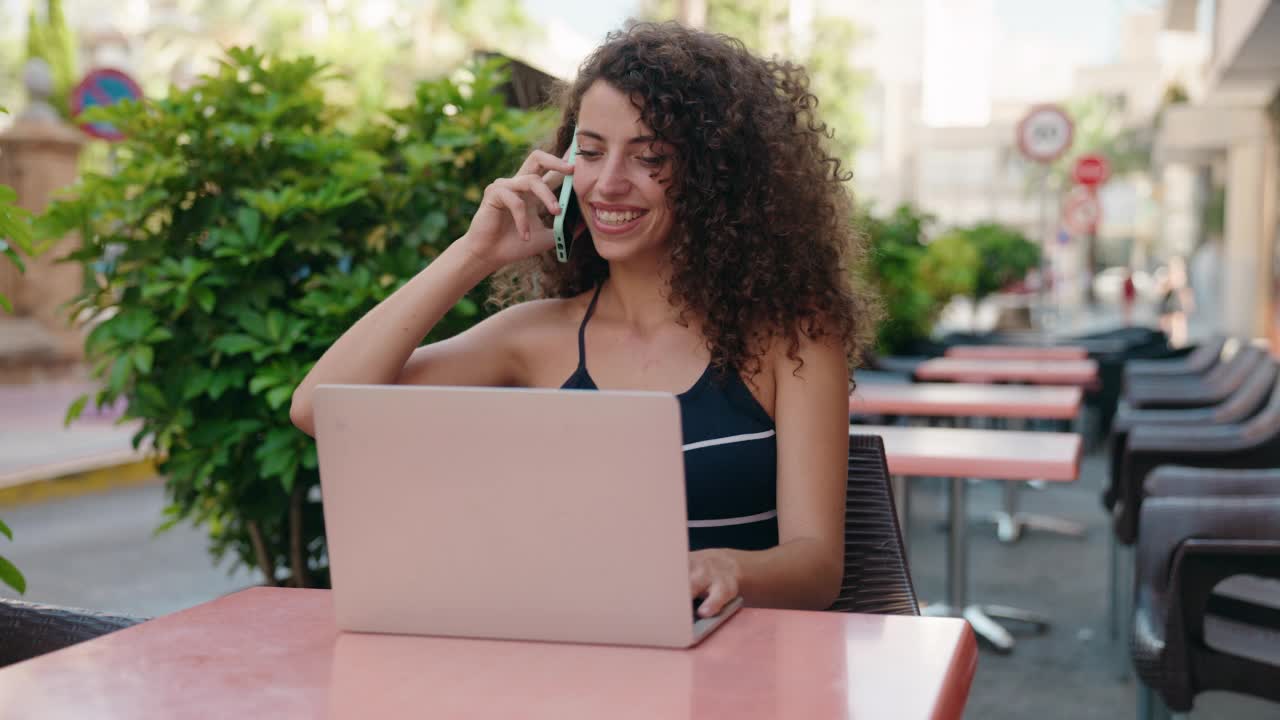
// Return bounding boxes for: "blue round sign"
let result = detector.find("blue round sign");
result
[70,69,143,141]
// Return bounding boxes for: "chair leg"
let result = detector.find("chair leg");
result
[1137,683,1174,720]
[1117,544,1133,681]
[892,475,910,560]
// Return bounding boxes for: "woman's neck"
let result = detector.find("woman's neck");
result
[602,252,681,332]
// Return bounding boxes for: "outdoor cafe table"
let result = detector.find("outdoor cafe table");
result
[913,357,1099,386]
[853,424,1082,653]
[909,358,1097,543]
[944,345,1088,361]
[849,382,1083,421]
[0,587,978,720]
[849,382,1084,542]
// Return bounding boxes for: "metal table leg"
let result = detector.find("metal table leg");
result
[987,480,1088,543]
[922,474,1052,654]
[985,417,1087,543]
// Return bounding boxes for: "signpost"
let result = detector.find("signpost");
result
[1061,185,1101,237]
[1015,104,1074,325]
[69,68,143,142]
[1069,153,1110,303]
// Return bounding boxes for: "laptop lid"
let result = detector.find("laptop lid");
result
[313,384,699,647]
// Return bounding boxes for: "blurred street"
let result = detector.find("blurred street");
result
[0,480,257,618]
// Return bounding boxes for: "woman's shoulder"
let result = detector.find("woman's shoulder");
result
[488,290,594,331]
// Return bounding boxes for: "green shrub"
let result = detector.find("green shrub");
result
[918,230,979,304]
[0,105,30,594]
[859,204,938,355]
[960,222,1040,299]
[39,49,554,587]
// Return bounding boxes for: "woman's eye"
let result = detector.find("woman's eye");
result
[577,150,602,160]
[638,156,664,167]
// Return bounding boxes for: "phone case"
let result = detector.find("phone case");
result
[553,128,579,263]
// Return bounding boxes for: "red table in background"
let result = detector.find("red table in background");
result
[914,358,1099,386]
[850,383,1083,421]
[944,345,1088,361]
[0,587,978,720]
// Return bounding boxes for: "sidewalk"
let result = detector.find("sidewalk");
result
[0,382,156,505]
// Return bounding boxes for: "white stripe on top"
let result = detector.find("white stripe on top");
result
[688,509,778,528]
[682,429,776,452]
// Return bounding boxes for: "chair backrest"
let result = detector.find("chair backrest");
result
[0,599,143,668]
[1183,335,1227,374]
[829,434,919,615]
[1241,371,1280,445]
[1211,361,1278,424]
[1204,345,1262,391]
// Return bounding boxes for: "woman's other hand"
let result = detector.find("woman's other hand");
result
[690,548,742,618]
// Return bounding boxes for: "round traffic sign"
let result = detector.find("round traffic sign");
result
[1072,153,1110,186]
[1016,105,1074,163]
[70,68,143,142]
[1062,186,1101,236]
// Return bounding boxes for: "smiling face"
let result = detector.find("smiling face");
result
[573,80,678,265]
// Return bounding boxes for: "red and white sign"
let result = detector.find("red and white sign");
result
[1016,105,1074,163]
[1062,186,1101,236]
[70,68,143,141]
[1072,153,1110,187]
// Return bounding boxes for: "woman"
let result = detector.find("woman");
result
[291,22,876,617]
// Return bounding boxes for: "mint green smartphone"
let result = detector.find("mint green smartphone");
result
[553,126,580,263]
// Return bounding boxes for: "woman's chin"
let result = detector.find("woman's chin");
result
[591,235,663,264]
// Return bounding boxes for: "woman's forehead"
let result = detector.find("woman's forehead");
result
[578,81,653,139]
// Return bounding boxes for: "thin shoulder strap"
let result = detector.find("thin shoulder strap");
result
[577,283,604,369]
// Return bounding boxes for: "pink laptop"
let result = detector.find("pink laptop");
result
[312,384,742,648]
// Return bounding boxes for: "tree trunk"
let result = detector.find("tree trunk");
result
[247,520,277,587]
[288,480,310,588]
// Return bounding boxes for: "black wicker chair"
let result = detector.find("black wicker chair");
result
[829,434,919,615]
[0,598,145,668]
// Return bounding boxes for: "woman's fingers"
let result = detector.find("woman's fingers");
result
[508,175,561,216]
[518,149,575,178]
[697,579,735,618]
[490,186,530,241]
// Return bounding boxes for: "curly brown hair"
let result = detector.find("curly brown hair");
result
[490,21,876,381]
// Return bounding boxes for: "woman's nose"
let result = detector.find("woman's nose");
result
[596,160,631,196]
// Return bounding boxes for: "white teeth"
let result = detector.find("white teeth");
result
[595,208,643,225]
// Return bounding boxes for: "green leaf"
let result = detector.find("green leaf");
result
[265,384,293,410]
[248,373,280,395]
[301,443,318,470]
[64,394,89,427]
[0,293,11,314]
[212,333,261,355]
[107,355,132,394]
[0,555,25,595]
[193,286,216,314]
[182,369,214,400]
[133,346,155,374]
[1,242,27,273]
[0,517,11,541]
[146,327,174,343]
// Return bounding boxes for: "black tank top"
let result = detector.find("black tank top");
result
[560,284,780,552]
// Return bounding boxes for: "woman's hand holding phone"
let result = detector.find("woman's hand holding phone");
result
[459,149,574,272]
